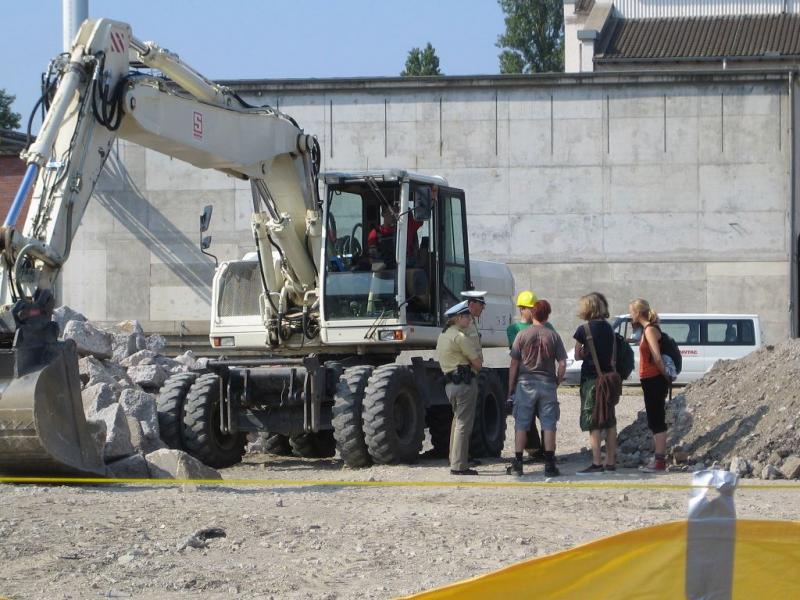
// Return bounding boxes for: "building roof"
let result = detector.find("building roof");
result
[597,13,800,63]
[0,129,28,156]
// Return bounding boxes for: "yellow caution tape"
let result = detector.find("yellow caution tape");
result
[0,476,799,490]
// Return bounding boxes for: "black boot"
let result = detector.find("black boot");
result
[506,458,523,476]
[544,451,560,477]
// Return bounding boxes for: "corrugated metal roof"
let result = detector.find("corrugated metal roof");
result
[597,13,800,60]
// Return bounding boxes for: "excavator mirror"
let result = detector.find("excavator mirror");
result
[201,235,213,250]
[412,187,432,221]
[200,205,213,232]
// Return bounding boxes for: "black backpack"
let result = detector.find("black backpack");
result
[659,330,682,374]
[615,333,636,380]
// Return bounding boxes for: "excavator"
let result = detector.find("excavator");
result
[0,18,514,475]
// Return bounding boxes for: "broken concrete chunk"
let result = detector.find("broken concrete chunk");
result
[112,320,144,336]
[780,455,800,480]
[52,305,87,337]
[174,350,197,369]
[79,356,122,388]
[86,419,107,456]
[127,364,168,389]
[90,403,134,462]
[146,334,167,353]
[64,320,113,360]
[120,350,157,368]
[729,456,751,477]
[118,388,159,440]
[106,453,150,479]
[126,416,166,455]
[761,464,783,480]
[112,333,142,362]
[81,383,119,417]
[145,449,222,480]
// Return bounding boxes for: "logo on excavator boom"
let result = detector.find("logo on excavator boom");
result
[109,30,127,53]
[193,112,204,139]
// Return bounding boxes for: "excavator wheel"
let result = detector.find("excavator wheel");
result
[362,365,424,464]
[260,432,292,456]
[182,373,246,469]
[469,369,506,458]
[425,405,453,459]
[332,365,374,468]
[156,372,199,450]
[289,430,336,458]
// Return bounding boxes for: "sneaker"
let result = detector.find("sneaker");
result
[576,464,604,475]
[639,460,666,473]
[506,459,523,477]
[603,464,616,473]
[544,464,560,477]
[450,468,479,476]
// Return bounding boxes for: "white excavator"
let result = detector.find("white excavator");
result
[0,18,514,475]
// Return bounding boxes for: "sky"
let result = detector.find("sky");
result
[1,0,507,130]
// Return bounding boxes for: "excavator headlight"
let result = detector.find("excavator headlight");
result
[378,329,404,342]
[212,336,235,347]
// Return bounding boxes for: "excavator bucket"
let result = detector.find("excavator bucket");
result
[0,328,105,477]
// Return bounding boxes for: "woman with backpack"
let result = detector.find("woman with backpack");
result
[573,293,618,475]
[629,298,670,473]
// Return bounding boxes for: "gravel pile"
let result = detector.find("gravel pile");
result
[55,305,218,479]
[618,339,800,479]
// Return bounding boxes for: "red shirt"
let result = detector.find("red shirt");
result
[639,325,662,379]
[367,216,423,254]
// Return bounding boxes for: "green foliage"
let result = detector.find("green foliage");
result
[401,42,442,76]
[0,89,22,130]
[497,0,564,73]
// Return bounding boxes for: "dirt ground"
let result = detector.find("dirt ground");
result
[1,388,798,600]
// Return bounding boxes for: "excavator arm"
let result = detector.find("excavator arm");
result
[0,18,322,475]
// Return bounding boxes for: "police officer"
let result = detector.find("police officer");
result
[436,301,483,475]
[460,290,487,362]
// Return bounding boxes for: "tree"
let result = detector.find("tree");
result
[0,89,21,130]
[401,43,442,76]
[496,0,564,74]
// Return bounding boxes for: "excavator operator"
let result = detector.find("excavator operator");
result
[367,203,423,269]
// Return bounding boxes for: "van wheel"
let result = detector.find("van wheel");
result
[362,365,424,464]
[182,373,246,468]
[332,366,374,468]
[469,370,506,458]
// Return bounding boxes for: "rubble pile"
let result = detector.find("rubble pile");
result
[618,339,800,479]
[55,306,219,480]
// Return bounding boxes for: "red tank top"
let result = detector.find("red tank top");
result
[639,325,662,379]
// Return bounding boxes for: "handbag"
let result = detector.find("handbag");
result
[583,323,622,426]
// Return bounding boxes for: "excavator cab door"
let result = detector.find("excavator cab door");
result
[434,187,470,327]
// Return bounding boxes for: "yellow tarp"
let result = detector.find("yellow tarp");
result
[405,520,800,599]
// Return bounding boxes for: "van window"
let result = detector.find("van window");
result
[660,320,700,345]
[703,320,756,346]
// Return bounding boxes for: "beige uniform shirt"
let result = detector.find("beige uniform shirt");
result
[465,318,484,361]
[436,325,480,374]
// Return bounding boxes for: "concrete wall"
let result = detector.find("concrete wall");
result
[64,71,795,345]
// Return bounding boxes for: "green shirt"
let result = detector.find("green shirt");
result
[506,320,556,348]
[436,325,480,374]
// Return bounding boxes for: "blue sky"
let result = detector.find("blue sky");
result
[1,0,507,129]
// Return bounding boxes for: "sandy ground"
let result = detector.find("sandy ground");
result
[1,388,798,600]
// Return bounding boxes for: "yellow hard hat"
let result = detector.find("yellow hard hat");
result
[516,290,537,308]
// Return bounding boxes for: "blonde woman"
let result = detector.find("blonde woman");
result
[573,293,617,474]
[629,298,670,473]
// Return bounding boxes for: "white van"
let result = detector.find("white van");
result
[564,313,762,385]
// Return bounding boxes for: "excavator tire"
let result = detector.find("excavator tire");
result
[260,432,292,456]
[182,373,245,469]
[362,365,424,464]
[332,365,374,468]
[425,405,453,459]
[156,372,198,450]
[289,430,336,458]
[469,369,506,458]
